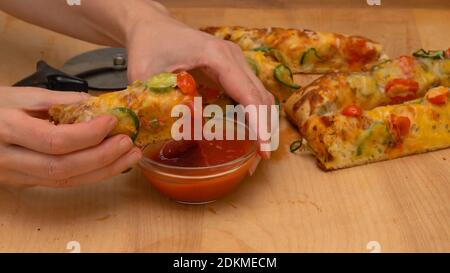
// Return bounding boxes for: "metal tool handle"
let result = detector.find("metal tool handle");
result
[13,61,89,92]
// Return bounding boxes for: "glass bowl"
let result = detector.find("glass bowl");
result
[138,120,258,204]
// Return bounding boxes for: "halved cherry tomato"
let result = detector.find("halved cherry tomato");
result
[342,104,363,117]
[445,48,450,59]
[426,87,450,105]
[344,37,377,66]
[397,56,416,77]
[389,115,411,141]
[385,78,419,104]
[177,71,198,96]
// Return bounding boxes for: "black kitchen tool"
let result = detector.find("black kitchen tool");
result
[14,47,128,91]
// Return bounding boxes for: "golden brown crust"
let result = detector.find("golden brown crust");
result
[49,80,192,147]
[285,55,449,133]
[285,53,450,170]
[202,26,387,73]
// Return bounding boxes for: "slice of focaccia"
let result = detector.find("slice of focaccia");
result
[202,26,388,73]
[285,51,450,130]
[304,86,450,170]
[49,72,196,147]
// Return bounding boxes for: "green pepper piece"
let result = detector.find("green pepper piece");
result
[412,49,445,60]
[110,107,140,141]
[290,139,303,153]
[274,65,300,89]
[145,72,177,93]
[300,48,322,65]
[246,57,259,76]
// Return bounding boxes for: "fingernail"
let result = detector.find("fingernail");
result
[120,136,133,150]
[248,155,261,176]
[127,149,142,166]
[258,150,271,160]
[121,168,133,174]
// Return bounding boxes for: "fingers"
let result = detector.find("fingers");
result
[0,148,142,188]
[0,134,134,180]
[201,40,275,158]
[0,169,34,189]
[0,109,117,155]
[0,87,90,110]
[202,42,260,105]
[57,147,142,188]
[229,44,275,105]
[227,44,275,159]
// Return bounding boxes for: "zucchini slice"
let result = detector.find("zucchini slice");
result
[355,121,387,156]
[252,46,272,53]
[370,59,392,71]
[246,57,259,76]
[145,72,177,92]
[110,107,140,141]
[274,64,300,89]
[300,48,322,66]
[271,49,288,66]
[290,139,303,153]
[253,46,288,65]
[413,49,445,60]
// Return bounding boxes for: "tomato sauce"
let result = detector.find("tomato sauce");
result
[140,136,257,203]
[151,139,255,167]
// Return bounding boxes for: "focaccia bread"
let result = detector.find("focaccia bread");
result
[203,26,388,73]
[303,86,450,170]
[286,51,450,130]
[49,72,196,147]
[285,48,450,170]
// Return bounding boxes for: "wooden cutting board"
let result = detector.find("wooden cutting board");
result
[0,1,449,252]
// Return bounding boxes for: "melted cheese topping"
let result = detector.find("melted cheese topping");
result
[50,81,191,146]
[316,87,450,170]
[207,26,386,73]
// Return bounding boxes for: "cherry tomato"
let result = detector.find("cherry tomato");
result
[390,115,411,141]
[177,71,198,96]
[385,78,419,104]
[344,37,377,66]
[426,87,449,105]
[445,48,450,59]
[342,104,363,117]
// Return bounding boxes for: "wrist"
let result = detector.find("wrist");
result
[121,1,174,46]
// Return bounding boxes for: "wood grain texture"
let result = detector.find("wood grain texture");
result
[0,1,449,252]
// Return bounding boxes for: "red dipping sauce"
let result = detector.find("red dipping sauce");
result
[152,139,255,167]
[139,121,258,204]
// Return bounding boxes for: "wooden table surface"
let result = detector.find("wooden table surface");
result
[0,1,449,253]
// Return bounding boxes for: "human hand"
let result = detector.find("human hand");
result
[125,4,275,159]
[0,87,142,188]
